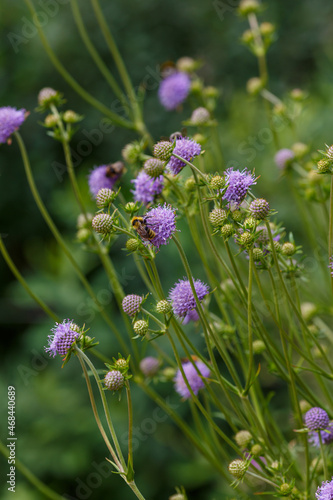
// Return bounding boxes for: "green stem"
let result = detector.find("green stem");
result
[0,235,59,322]
[125,381,133,468]
[319,431,328,480]
[329,176,333,294]
[0,440,65,500]
[244,247,254,394]
[23,0,134,129]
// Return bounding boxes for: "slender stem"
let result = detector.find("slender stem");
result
[319,431,328,480]
[0,235,59,322]
[0,440,65,500]
[329,177,333,294]
[23,0,134,129]
[244,247,254,394]
[125,381,133,468]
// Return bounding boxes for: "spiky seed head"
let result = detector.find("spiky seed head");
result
[209,208,228,227]
[249,198,270,220]
[251,444,263,456]
[244,217,257,230]
[92,213,113,234]
[121,142,142,164]
[268,240,281,253]
[156,300,172,314]
[221,224,234,238]
[253,339,266,354]
[231,210,243,222]
[104,370,124,391]
[246,77,263,96]
[96,188,114,208]
[281,242,296,256]
[144,158,165,177]
[235,430,252,449]
[210,175,225,190]
[153,140,174,161]
[228,459,247,479]
[317,159,331,173]
[133,320,149,337]
[238,232,253,248]
[126,238,140,252]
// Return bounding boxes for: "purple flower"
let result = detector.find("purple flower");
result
[139,357,160,377]
[45,320,80,357]
[316,478,333,500]
[169,278,209,319]
[305,407,329,431]
[104,370,124,391]
[158,72,191,110]
[183,309,199,324]
[223,168,256,207]
[309,421,333,447]
[88,164,123,198]
[122,294,143,317]
[0,106,26,144]
[131,171,164,205]
[167,137,201,175]
[274,148,295,170]
[329,257,333,277]
[145,203,177,248]
[174,359,211,399]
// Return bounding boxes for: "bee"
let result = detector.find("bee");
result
[105,161,126,179]
[131,216,156,241]
[160,128,188,143]
[160,60,177,79]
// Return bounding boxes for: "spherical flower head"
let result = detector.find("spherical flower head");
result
[145,203,177,248]
[122,294,143,317]
[174,359,211,399]
[281,242,296,256]
[104,370,124,391]
[139,357,160,377]
[274,148,295,170]
[88,165,121,198]
[305,407,329,431]
[156,299,172,314]
[167,137,201,175]
[131,171,164,205]
[45,320,80,357]
[190,107,210,125]
[249,198,270,220]
[144,158,165,178]
[228,459,247,479]
[126,238,140,252]
[153,140,174,162]
[183,309,200,324]
[158,72,191,110]
[223,168,256,207]
[316,478,333,500]
[209,208,228,227]
[92,213,113,234]
[235,430,252,449]
[37,87,58,107]
[96,188,114,209]
[133,320,148,336]
[169,278,209,318]
[0,107,26,144]
[309,421,333,447]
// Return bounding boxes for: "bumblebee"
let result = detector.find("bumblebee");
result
[105,161,126,179]
[131,216,155,241]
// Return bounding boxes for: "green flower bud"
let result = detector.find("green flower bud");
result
[231,210,243,222]
[144,158,165,177]
[235,430,252,449]
[176,56,197,73]
[210,175,225,190]
[190,79,203,94]
[122,142,142,164]
[307,170,321,184]
[77,213,93,229]
[244,217,257,230]
[156,300,172,314]
[153,140,174,161]
[192,133,206,145]
[253,339,266,354]
[162,367,176,380]
[260,22,275,36]
[252,248,264,262]
[185,176,196,191]
[209,208,228,227]
[300,302,317,322]
[38,87,62,109]
[96,188,115,209]
[126,238,140,252]
[133,320,149,336]
[279,483,291,495]
[92,213,113,234]
[221,224,234,238]
[238,0,260,15]
[270,460,280,471]
[228,459,247,479]
[115,358,128,370]
[241,29,254,44]
[290,88,307,101]
[299,400,312,413]
[246,77,263,96]
[249,198,270,220]
[267,240,281,253]
[63,110,82,123]
[44,114,58,127]
[77,228,91,243]
[281,242,296,256]
[251,444,263,456]
[292,142,309,158]
[238,231,253,248]
[124,202,137,213]
[203,86,219,98]
[317,159,331,173]
[190,107,210,125]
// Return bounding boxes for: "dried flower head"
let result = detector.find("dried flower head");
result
[167,137,201,175]
[305,407,329,431]
[169,277,209,321]
[139,357,160,377]
[88,164,123,198]
[131,171,164,205]
[223,168,256,207]
[0,106,27,144]
[158,72,191,110]
[144,203,177,248]
[274,149,295,170]
[174,359,211,399]
[104,370,124,391]
[45,320,81,357]
[122,295,143,317]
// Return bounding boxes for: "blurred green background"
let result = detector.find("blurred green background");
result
[1,0,333,498]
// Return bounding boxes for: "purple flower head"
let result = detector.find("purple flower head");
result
[223,168,256,207]
[305,407,329,431]
[0,106,26,144]
[131,171,164,205]
[169,277,209,318]
[174,359,211,399]
[139,357,160,377]
[274,148,295,170]
[145,203,177,248]
[104,370,124,391]
[158,72,191,110]
[88,164,123,198]
[309,421,333,447]
[45,320,80,357]
[316,478,333,500]
[122,294,143,317]
[183,309,199,325]
[167,137,201,175]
